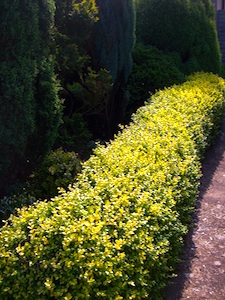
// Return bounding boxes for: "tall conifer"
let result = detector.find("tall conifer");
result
[0,0,62,196]
[90,0,135,136]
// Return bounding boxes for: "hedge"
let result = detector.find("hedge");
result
[0,73,225,299]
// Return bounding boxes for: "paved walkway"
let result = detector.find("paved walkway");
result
[164,118,225,299]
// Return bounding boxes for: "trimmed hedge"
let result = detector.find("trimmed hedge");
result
[0,73,225,299]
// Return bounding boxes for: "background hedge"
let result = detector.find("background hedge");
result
[135,0,223,76]
[0,73,225,299]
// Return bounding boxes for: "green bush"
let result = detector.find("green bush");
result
[0,73,225,299]
[127,43,186,117]
[54,112,93,157]
[135,0,223,75]
[27,148,82,200]
[0,149,82,224]
[0,194,36,227]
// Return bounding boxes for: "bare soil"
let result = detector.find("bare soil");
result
[163,117,225,300]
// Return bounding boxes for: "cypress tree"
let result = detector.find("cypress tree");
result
[91,0,134,83]
[89,0,135,136]
[0,0,62,196]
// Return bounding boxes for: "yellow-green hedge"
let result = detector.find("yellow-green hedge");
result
[0,73,225,299]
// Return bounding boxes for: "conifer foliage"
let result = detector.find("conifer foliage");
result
[0,0,62,196]
[90,0,135,136]
[135,0,223,75]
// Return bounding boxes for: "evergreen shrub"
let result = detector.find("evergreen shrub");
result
[0,149,81,224]
[135,0,223,75]
[0,73,225,299]
[127,43,186,116]
[90,0,135,137]
[0,0,62,196]
[55,112,93,156]
[27,148,82,200]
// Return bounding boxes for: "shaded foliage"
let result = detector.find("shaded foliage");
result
[135,0,223,75]
[54,0,109,143]
[0,0,62,197]
[127,43,186,119]
[90,0,135,137]
[25,148,82,200]
[54,0,135,142]
[0,148,81,224]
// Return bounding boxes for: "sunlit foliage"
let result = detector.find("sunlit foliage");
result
[0,73,224,299]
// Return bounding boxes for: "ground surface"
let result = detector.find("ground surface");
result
[163,118,225,299]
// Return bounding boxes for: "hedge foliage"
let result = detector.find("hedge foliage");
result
[0,73,225,299]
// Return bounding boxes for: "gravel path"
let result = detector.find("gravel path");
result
[164,118,225,299]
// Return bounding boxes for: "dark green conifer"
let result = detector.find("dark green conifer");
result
[0,0,62,196]
[135,0,223,75]
[90,0,135,136]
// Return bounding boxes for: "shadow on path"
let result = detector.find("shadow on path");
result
[163,116,225,300]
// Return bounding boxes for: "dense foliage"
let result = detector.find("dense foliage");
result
[135,0,223,75]
[53,0,98,152]
[0,0,62,197]
[54,0,135,142]
[26,148,82,200]
[127,43,187,117]
[0,148,82,224]
[89,0,135,137]
[1,73,225,299]
[1,0,224,197]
